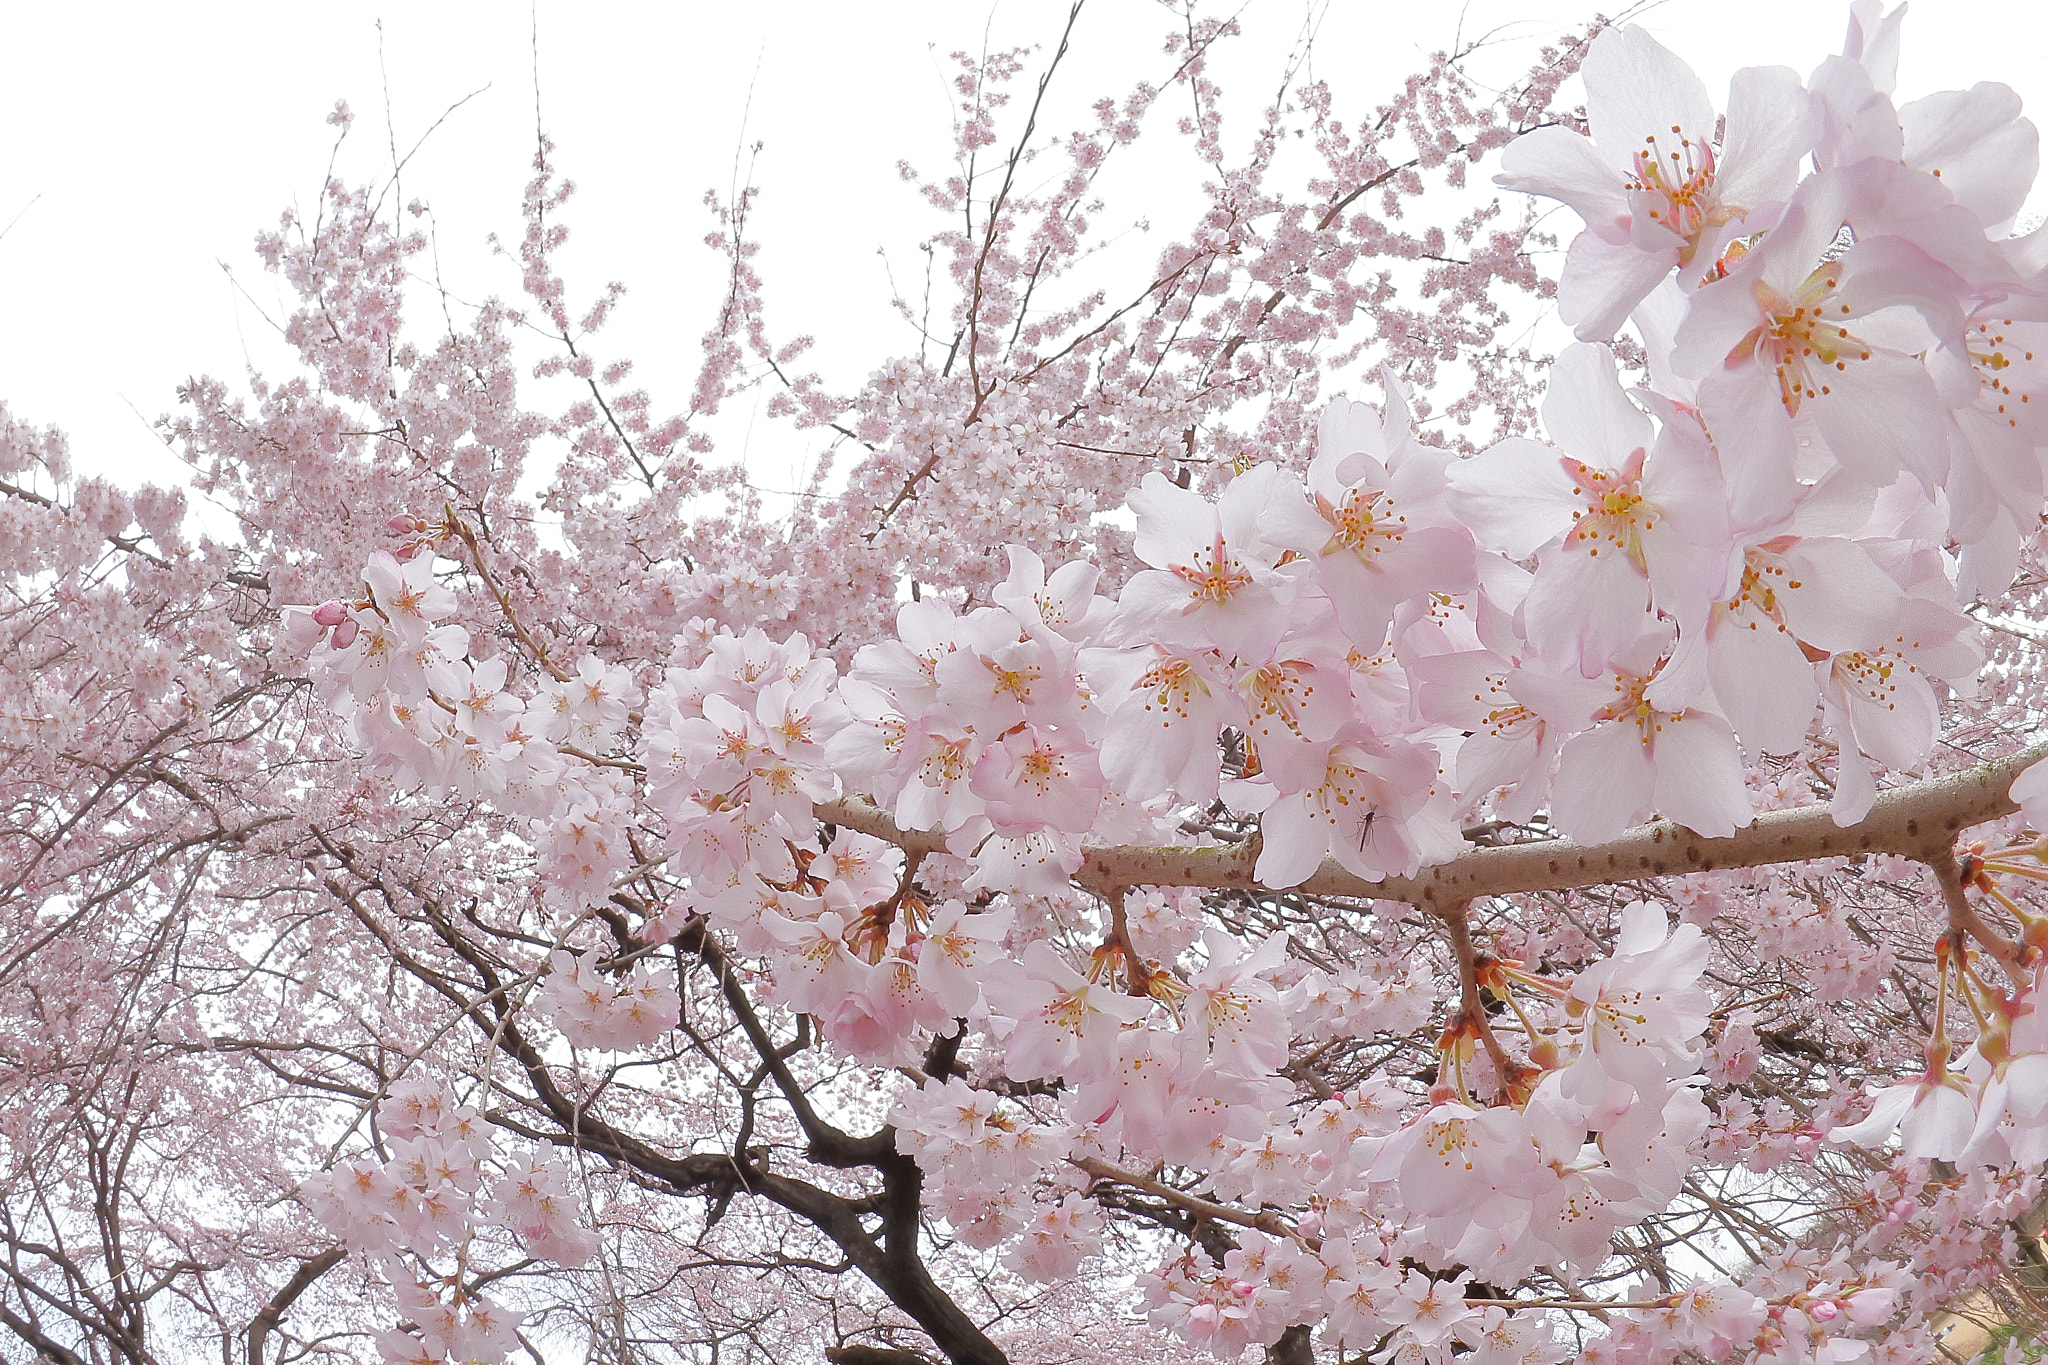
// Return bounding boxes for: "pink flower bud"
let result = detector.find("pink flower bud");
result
[313,600,348,627]
[331,617,360,649]
[1810,1300,1839,1322]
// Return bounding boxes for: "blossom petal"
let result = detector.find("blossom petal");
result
[1523,540,1652,678]
[1551,722,1655,844]
[1583,27,1716,159]
[1495,125,1630,239]
[1560,230,1679,342]
[1901,82,2040,233]
[1542,343,1654,471]
[1443,438,1581,558]
[1716,65,1817,213]
[1650,710,1752,837]
[1707,613,1818,756]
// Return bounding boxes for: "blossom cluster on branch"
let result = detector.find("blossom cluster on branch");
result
[253,5,2048,1361]
[17,3,2048,1364]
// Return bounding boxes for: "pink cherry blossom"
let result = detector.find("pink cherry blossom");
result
[1259,383,1477,650]
[1446,343,1732,677]
[1675,166,1969,504]
[1517,626,1753,843]
[1497,26,1816,339]
[27,10,2048,1363]
[1118,465,1305,662]
[984,941,1152,1083]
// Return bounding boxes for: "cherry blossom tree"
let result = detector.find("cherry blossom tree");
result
[13,3,2048,1364]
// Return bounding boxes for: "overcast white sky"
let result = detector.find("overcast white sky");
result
[2,0,2043,516]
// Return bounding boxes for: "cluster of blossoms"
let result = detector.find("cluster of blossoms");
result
[261,5,2048,1361]
[298,1077,597,1364]
[1128,904,1751,1358]
[285,546,641,911]
[532,948,681,1050]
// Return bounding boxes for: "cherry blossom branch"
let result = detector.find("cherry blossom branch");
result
[339,872,1008,1365]
[1100,888,1154,997]
[246,1248,345,1365]
[1436,899,1519,1084]
[0,480,172,571]
[1937,850,2025,978]
[820,741,2048,914]
[1068,1155,1312,1250]
[442,511,571,683]
[960,1,1084,406]
[0,1302,83,1365]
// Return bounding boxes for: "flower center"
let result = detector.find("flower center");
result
[1170,533,1255,605]
[1018,744,1064,789]
[1563,456,1654,569]
[1240,660,1318,737]
[1718,550,1800,633]
[1593,669,1662,745]
[1135,652,1207,722]
[919,734,971,784]
[1757,263,1871,414]
[1969,317,2039,429]
[1628,126,1720,260]
[986,658,1042,702]
[1833,649,1918,708]
[1482,703,1538,739]
[1316,487,1405,561]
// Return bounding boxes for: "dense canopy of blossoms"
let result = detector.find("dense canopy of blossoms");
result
[15,3,2048,1364]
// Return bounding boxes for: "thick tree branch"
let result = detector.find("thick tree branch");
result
[0,1302,84,1365]
[1070,1155,1311,1249]
[247,1248,345,1365]
[821,742,2048,914]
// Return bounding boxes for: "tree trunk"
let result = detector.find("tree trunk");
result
[1266,1323,1316,1365]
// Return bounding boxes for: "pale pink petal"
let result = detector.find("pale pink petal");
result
[1506,666,1616,732]
[1901,83,2040,233]
[2010,757,2048,832]
[1809,352,1956,491]
[1899,1082,1976,1160]
[1541,343,1654,472]
[2004,1053,2048,1124]
[1559,230,1680,342]
[1637,430,1733,629]
[1254,796,1331,890]
[1842,0,1904,93]
[1692,365,1802,532]
[1707,614,1818,755]
[1442,438,1582,558]
[1551,722,1656,844]
[1956,509,2025,602]
[1317,397,1400,470]
[1494,125,1630,240]
[1828,1082,1914,1147]
[1811,54,1905,169]
[1522,542,1651,678]
[1128,473,1218,569]
[1715,65,1818,212]
[1583,27,1716,160]
[1828,708,1879,827]
[1254,472,1331,550]
[1773,538,1904,651]
[1650,710,1753,837]
[1844,669,1939,770]
[1408,649,1509,728]
[1456,729,1543,806]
